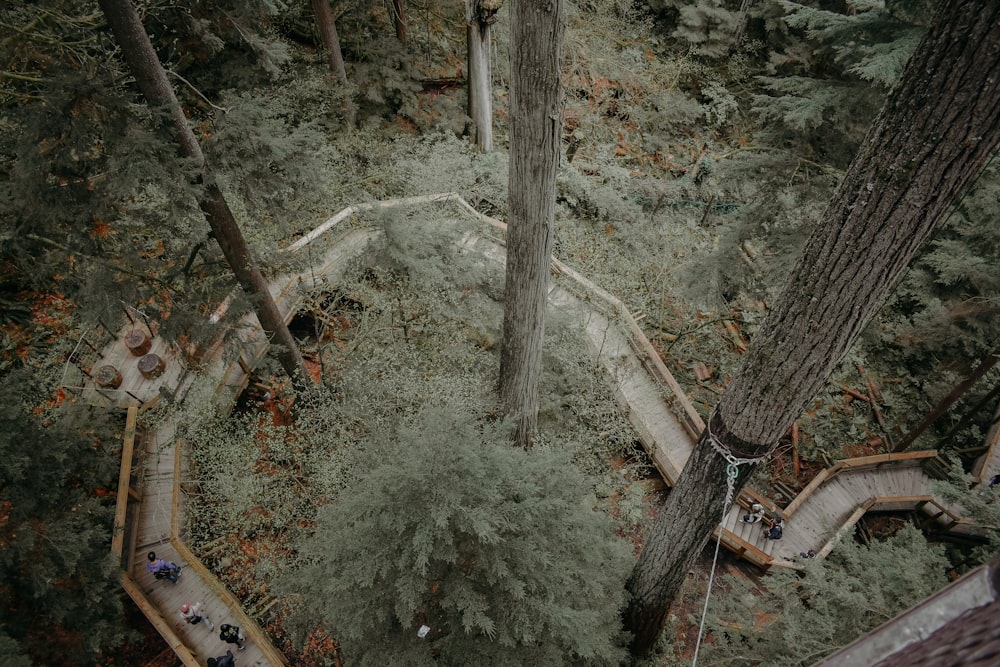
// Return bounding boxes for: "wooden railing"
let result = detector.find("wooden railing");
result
[172,437,289,667]
[111,404,202,667]
[120,574,201,666]
[782,451,945,519]
[111,404,139,567]
[713,524,774,569]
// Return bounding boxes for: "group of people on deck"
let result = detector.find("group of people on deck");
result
[740,502,783,540]
[145,551,249,666]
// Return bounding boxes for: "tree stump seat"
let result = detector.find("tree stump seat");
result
[125,329,151,356]
[137,353,165,379]
[95,365,122,389]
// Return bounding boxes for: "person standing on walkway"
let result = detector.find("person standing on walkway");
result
[146,551,182,583]
[180,602,214,630]
[207,649,236,667]
[219,623,247,651]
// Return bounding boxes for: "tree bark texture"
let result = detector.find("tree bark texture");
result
[466,1,502,152]
[500,0,564,449]
[97,0,310,390]
[625,0,1000,656]
[311,0,348,85]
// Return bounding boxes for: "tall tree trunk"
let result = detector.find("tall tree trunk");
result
[97,0,311,391]
[393,0,407,46]
[499,0,564,449]
[466,1,501,152]
[311,0,348,85]
[624,0,1000,655]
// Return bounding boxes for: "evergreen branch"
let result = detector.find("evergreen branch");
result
[0,71,44,82]
[166,70,230,113]
[0,15,47,48]
[25,233,179,293]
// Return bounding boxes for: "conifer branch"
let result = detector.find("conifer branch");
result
[166,70,230,113]
[25,233,178,292]
[0,71,44,82]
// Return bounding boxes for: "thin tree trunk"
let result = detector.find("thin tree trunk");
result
[624,0,1000,655]
[466,1,501,152]
[97,0,310,391]
[893,351,999,452]
[311,0,348,85]
[499,0,564,449]
[393,0,407,46]
[732,0,754,49]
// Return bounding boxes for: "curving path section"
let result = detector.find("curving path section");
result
[104,194,993,664]
[122,417,284,667]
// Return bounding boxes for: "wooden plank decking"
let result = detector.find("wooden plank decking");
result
[123,406,288,665]
[68,318,187,408]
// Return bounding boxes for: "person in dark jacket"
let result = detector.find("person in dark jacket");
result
[763,513,784,540]
[146,551,181,583]
[219,623,246,651]
[207,649,235,667]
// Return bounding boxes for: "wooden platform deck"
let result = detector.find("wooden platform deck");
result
[66,317,187,408]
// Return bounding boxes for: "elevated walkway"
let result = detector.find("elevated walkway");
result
[113,408,287,666]
[108,193,993,664]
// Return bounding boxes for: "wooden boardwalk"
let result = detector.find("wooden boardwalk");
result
[107,193,994,664]
[439,197,987,570]
[117,414,286,667]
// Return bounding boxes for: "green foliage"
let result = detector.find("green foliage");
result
[395,131,509,210]
[674,0,742,58]
[751,0,933,164]
[700,524,949,666]
[780,0,930,87]
[204,88,339,246]
[284,406,632,667]
[351,37,426,123]
[879,164,1000,366]
[932,461,1000,566]
[0,368,125,665]
[0,627,31,667]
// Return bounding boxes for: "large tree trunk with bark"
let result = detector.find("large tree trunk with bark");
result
[624,0,1000,655]
[466,1,501,152]
[311,0,348,85]
[499,0,564,449]
[97,0,311,391]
